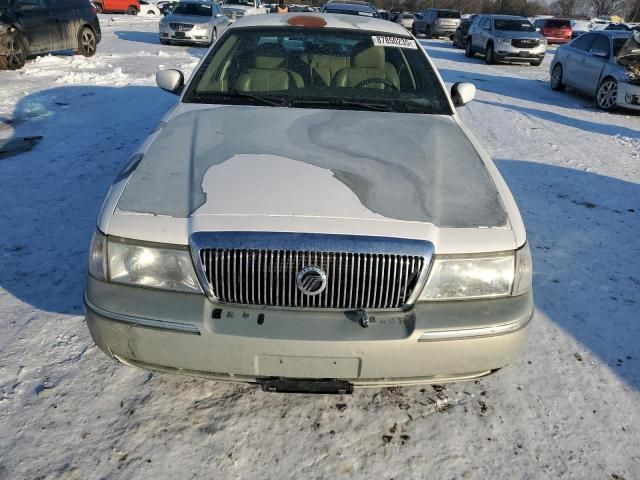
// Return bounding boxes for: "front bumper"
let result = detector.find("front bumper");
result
[494,42,546,62]
[159,26,211,44]
[84,276,534,387]
[617,82,640,111]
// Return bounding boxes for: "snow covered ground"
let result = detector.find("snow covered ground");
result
[0,15,639,479]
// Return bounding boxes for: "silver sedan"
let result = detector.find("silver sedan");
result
[159,1,229,46]
[549,30,640,111]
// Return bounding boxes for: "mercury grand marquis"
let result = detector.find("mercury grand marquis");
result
[84,13,534,392]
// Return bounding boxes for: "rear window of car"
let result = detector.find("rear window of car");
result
[613,37,630,56]
[186,27,452,115]
[546,19,571,28]
[401,13,415,19]
[572,33,596,51]
[436,10,460,19]
[324,6,378,17]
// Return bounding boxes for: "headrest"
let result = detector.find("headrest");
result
[253,43,285,69]
[352,45,385,69]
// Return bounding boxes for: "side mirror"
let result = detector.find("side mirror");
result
[451,82,476,107]
[156,69,184,95]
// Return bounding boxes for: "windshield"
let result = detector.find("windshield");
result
[184,27,452,115]
[172,3,213,15]
[323,6,378,17]
[494,19,535,32]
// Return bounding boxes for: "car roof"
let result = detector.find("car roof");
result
[485,14,528,20]
[589,29,631,38]
[229,12,410,35]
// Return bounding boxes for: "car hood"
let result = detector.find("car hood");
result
[115,105,508,229]
[163,14,212,24]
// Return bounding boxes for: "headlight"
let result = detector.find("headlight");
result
[88,229,108,281]
[87,230,202,293]
[540,37,548,45]
[195,23,209,29]
[419,243,532,301]
[496,37,511,44]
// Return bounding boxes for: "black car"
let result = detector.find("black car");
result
[452,18,473,48]
[321,0,379,18]
[0,0,101,70]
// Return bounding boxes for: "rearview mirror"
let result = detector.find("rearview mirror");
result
[156,69,184,95]
[451,82,476,107]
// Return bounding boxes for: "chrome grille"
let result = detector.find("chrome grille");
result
[192,232,433,310]
[170,23,193,31]
[511,39,539,48]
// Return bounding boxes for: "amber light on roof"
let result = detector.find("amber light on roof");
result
[287,15,327,27]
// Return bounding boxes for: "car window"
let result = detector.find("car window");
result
[613,37,630,56]
[172,2,212,15]
[479,17,489,29]
[494,19,535,32]
[572,33,596,51]
[546,19,570,28]
[436,10,460,19]
[589,35,610,56]
[186,27,452,115]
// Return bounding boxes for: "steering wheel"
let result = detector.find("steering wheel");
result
[354,78,399,91]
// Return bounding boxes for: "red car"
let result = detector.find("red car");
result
[534,18,572,44]
[93,0,140,15]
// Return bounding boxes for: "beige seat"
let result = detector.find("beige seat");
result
[309,54,350,87]
[333,45,400,90]
[235,43,304,92]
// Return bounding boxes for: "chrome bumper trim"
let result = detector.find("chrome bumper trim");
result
[84,296,201,335]
[418,308,533,342]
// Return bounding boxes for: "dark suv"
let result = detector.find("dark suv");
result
[0,0,101,70]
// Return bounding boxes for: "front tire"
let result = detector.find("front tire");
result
[465,38,473,57]
[160,39,170,45]
[127,6,137,15]
[425,27,432,39]
[550,64,565,91]
[485,43,495,64]
[0,31,26,70]
[76,26,97,57]
[530,59,543,67]
[596,78,618,111]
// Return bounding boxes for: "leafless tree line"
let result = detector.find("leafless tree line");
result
[360,0,635,19]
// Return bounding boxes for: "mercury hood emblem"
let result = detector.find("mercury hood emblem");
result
[296,266,327,296]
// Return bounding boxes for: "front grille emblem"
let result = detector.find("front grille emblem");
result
[296,266,327,296]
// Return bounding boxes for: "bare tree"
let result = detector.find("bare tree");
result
[590,0,622,17]
[552,0,577,16]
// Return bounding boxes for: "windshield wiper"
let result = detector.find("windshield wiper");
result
[288,98,393,112]
[227,91,288,107]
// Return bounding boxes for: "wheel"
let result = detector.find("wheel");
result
[160,39,170,45]
[147,9,155,14]
[127,5,137,15]
[485,43,495,64]
[411,25,417,37]
[465,38,473,57]
[76,26,97,57]
[596,78,618,111]
[530,59,543,67]
[425,27,431,39]
[0,31,26,70]
[211,28,217,44]
[94,2,103,13]
[550,64,565,91]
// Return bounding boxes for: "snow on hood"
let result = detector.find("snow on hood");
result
[116,105,508,228]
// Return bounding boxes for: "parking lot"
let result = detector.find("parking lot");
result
[0,14,639,479]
